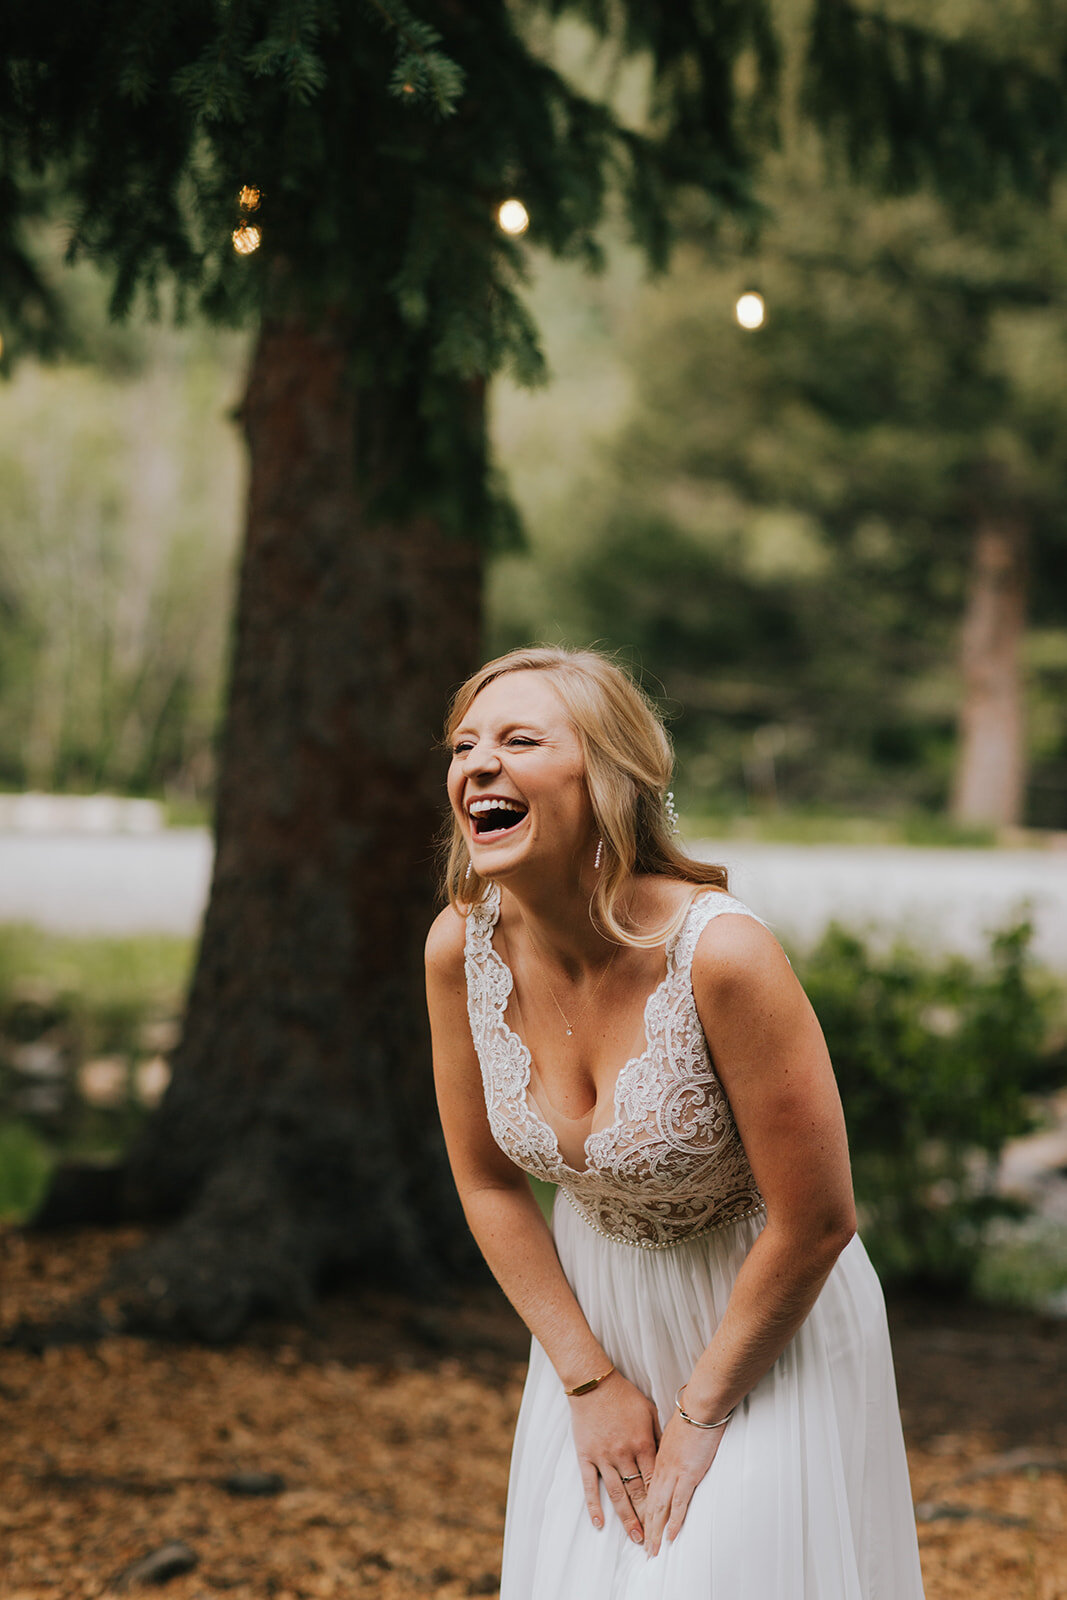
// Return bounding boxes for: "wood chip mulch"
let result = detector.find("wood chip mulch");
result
[1,1226,1064,1600]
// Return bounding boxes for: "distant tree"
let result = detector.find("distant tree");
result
[495,168,1067,828]
[2,0,1065,1336]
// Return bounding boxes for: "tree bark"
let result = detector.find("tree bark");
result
[951,510,1027,829]
[91,314,483,1339]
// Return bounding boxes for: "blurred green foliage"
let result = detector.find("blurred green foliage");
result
[973,1217,1067,1313]
[0,257,245,800]
[799,918,1064,1292]
[0,925,193,1014]
[0,927,193,1216]
[491,147,1067,828]
[684,811,997,848]
[3,14,1067,825]
[0,1119,54,1219]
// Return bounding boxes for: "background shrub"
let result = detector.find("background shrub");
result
[799,919,1064,1292]
[0,928,192,1217]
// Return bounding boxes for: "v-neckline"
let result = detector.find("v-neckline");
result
[481,885,702,1177]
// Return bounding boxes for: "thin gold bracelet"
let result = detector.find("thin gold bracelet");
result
[565,1363,616,1397]
[675,1384,734,1429]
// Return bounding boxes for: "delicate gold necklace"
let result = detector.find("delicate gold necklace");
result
[519,919,621,1037]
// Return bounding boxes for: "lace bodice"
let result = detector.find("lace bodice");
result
[464,885,766,1249]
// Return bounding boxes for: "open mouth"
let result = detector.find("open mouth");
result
[468,797,529,838]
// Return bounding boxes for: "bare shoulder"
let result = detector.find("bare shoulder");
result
[691,905,795,1002]
[424,903,467,978]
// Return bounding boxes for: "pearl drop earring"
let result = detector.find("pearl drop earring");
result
[664,790,680,835]
[594,837,603,870]
[464,860,472,883]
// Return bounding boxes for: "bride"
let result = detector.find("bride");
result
[425,645,925,1598]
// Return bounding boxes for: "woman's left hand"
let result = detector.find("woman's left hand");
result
[642,1410,727,1558]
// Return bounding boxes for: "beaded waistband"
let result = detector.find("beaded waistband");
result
[559,1189,767,1251]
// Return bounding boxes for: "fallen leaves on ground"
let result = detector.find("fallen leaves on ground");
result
[1,1227,1064,1599]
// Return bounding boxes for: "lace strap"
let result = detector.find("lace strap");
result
[463,883,506,1045]
[672,891,772,976]
[463,882,501,956]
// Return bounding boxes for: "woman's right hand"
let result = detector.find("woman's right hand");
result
[568,1371,661,1544]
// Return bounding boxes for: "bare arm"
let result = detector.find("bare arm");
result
[425,907,659,1540]
[644,913,857,1555]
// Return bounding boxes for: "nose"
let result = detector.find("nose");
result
[461,740,501,779]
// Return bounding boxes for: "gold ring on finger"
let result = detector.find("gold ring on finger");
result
[620,1473,643,1484]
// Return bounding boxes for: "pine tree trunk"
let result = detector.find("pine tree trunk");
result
[90,314,483,1339]
[951,510,1027,829]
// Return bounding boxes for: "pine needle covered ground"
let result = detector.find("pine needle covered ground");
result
[1,1227,1063,1600]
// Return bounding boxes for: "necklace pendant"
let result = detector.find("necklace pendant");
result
[566,1026,573,1037]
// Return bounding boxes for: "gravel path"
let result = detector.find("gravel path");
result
[0,831,213,938]
[692,838,1067,968]
[1,830,1066,969]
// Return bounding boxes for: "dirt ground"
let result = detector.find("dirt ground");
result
[1,1226,1064,1600]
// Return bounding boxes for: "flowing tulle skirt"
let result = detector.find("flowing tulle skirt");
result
[500,1196,925,1599]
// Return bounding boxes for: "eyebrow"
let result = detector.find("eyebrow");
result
[451,719,549,739]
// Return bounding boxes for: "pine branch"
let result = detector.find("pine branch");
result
[364,0,465,116]
[804,0,1067,204]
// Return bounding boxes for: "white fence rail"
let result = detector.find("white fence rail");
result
[0,793,164,835]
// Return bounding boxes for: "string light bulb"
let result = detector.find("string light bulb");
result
[497,198,530,236]
[237,185,261,212]
[232,224,262,256]
[734,292,765,330]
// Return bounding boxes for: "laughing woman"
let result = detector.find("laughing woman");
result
[424,646,925,1600]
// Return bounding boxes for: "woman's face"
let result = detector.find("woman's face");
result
[448,670,594,882]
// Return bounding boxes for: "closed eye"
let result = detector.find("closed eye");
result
[452,735,539,755]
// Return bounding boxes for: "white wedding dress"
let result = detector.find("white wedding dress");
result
[464,884,926,1600]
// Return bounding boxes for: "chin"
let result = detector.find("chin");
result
[472,838,533,879]
[473,851,520,879]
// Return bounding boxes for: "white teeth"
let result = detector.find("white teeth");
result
[468,797,526,815]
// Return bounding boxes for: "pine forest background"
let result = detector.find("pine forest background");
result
[4,18,1067,833]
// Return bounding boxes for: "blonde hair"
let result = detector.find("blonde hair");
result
[440,646,727,948]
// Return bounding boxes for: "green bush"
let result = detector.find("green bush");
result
[972,1217,1067,1313]
[0,1119,55,1219]
[799,919,1062,1292]
[0,926,192,1183]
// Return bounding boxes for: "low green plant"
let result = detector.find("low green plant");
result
[0,925,193,1015]
[682,809,999,849]
[799,919,1061,1293]
[0,1119,55,1219]
[972,1217,1067,1314]
[0,926,192,1174]
[161,794,213,829]
[529,1176,556,1225]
